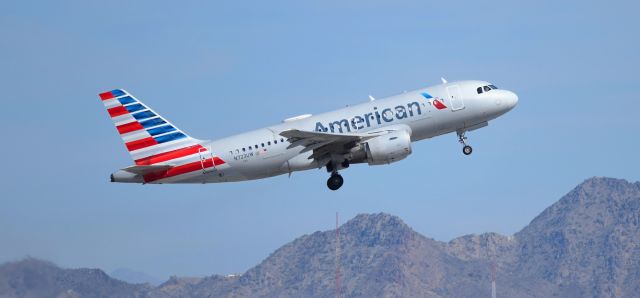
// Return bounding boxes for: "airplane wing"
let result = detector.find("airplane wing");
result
[279,129,387,164]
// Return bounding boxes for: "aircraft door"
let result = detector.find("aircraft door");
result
[198,146,216,173]
[447,85,465,111]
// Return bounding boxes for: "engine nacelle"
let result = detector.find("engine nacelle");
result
[365,130,412,165]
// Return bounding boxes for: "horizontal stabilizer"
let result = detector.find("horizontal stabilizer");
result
[121,164,173,175]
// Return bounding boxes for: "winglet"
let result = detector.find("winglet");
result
[368,95,375,101]
[441,77,448,84]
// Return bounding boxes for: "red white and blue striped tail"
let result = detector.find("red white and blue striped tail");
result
[99,89,203,165]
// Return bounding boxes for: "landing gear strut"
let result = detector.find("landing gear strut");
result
[457,131,473,156]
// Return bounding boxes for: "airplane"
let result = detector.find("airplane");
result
[100,79,517,190]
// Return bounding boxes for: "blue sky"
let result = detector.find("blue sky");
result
[1,1,638,279]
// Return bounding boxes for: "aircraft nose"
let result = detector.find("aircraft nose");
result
[504,90,518,109]
[490,90,518,116]
[494,90,518,110]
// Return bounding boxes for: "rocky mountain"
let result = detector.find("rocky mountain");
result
[110,268,162,286]
[511,177,640,297]
[1,177,638,297]
[0,258,150,298]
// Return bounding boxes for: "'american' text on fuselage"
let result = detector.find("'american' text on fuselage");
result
[315,101,422,133]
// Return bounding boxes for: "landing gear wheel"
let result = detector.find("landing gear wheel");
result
[457,131,473,156]
[327,174,344,191]
[463,145,473,155]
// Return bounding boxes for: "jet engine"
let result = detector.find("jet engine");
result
[365,130,412,165]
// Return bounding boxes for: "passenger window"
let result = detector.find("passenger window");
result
[242,148,245,152]
[261,143,264,147]
[489,85,498,89]
[268,141,271,145]
[477,87,483,94]
[274,140,277,144]
[484,86,491,92]
[235,149,239,153]
[254,145,258,149]
[248,146,252,150]
[281,138,284,142]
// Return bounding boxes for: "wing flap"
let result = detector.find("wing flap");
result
[280,129,376,143]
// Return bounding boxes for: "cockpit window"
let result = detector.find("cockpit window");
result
[478,84,499,94]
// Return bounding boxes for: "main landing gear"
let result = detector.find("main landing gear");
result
[327,173,344,191]
[457,131,473,156]
[326,160,349,190]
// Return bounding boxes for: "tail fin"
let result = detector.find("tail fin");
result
[98,89,202,164]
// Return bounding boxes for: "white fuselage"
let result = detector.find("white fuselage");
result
[150,80,518,184]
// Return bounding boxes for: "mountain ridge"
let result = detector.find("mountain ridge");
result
[1,177,638,297]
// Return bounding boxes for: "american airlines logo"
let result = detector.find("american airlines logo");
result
[432,99,447,110]
[315,92,446,133]
[423,92,448,110]
[315,102,422,133]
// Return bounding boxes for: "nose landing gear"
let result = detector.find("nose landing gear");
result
[463,145,473,155]
[457,131,473,156]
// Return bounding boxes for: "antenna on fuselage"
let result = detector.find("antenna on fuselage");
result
[368,95,375,101]
[441,77,448,84]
